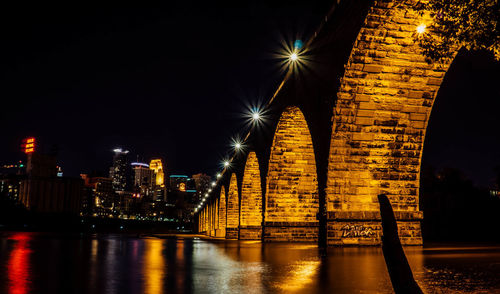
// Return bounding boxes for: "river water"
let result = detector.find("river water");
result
[1,232,499,293]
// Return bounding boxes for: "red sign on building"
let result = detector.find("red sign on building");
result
[22,137,36,154]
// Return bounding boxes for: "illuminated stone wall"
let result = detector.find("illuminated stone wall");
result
[326,0,454,245]
[203,206,207,233]
[265,106,319,242]
[240,151,263,240]
[208,200,213,236]
[226,173,240,239]
[215,197,219,231]
[217,186,226,237]
[210,199,216,237]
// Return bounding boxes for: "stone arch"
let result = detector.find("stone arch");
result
[203,206,208,234]
[226,173,240,240]
[217,186,226,237]
[215,197,219,231]
[239,151,263,240]
[326,1,456,245]
[208,200,214,236]
[265,106,319,242]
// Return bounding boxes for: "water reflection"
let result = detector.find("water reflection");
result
[0,233,500,293]
[275,260,320,292]
[143,239,165,294]
[7,233,32,294]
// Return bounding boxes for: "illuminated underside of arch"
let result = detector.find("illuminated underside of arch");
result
[216,186,226,238]
[326,0,455,245]
[240,151,263,240]
[226,174,239,239]
[265,106,319,242]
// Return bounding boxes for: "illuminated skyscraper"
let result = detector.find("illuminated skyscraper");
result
[109,148,130,192]
[132,162,154,189]
[149,159,166,201]
[149,159,165,187]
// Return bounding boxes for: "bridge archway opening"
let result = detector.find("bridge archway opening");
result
[420,50,500,242]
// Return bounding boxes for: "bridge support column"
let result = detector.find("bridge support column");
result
[226,174,239,240]
[326,0,455,245]
[263,222,319,242]
[264,106,319,242]
[326,211,423,245]
[216,187,226,237]
[239,152,262,240]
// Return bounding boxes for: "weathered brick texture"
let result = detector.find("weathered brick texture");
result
[217,187,226,237]
[240,152,263,239]
[226,173,240,239]
[209,200,215,237]
[265,106,319,241]
[326,0,455,245]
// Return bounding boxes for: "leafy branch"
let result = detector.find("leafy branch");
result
[417,0,500,61]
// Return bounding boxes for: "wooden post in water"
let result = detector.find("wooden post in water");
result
[378,194,423,294]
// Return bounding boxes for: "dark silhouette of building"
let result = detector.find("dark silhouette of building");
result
[109,148,130,192]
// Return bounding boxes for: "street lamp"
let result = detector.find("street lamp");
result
[416,23,426,34]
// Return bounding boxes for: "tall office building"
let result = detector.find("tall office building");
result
[149,159,166,201]
[109,148,130,192]
[192,173,211,204]
[149,159,165,187]
[132,162,154,189]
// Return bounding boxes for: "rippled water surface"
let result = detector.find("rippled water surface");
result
[1,232,500,293]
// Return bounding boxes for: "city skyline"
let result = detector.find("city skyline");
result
[1,2,499,187]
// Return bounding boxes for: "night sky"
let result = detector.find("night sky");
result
[1,1,499,187]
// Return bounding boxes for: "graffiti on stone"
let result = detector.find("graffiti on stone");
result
[341,225,375,238]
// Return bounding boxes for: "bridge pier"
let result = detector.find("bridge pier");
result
[226,174,239,239]
[263,222,319,242]
[264,106,320,242]
[216,186,226,237]
[239,152,263,240]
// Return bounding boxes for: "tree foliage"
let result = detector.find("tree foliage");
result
[418,0,500,61]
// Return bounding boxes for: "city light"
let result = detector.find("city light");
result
[232,137,244,151]
[131,162,149,168]
[205,193,208,197]
[290,52,298,61]
[216,173,221,178]
[416,23,426,34]
[252,111,261,121]
[211,182,216,187]
[22,137,36,154]
[113,148,129,154]
[224,161,230,167]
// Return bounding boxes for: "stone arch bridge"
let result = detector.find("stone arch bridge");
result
[196,0,457,246]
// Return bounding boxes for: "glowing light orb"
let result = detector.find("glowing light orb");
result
[216,173,222,178]
[290,52,298,61]
[252,112,260,120]
[211,182,216,187]
[416,23,426,34]
[224,161,230,167]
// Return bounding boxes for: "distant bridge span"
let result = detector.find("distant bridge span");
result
[197,0,456,246]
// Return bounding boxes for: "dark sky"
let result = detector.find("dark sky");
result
[1,1,499,187]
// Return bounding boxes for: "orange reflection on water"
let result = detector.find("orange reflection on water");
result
[274,260,320,292]
[143,239,165,294]
[7,233,32,294]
